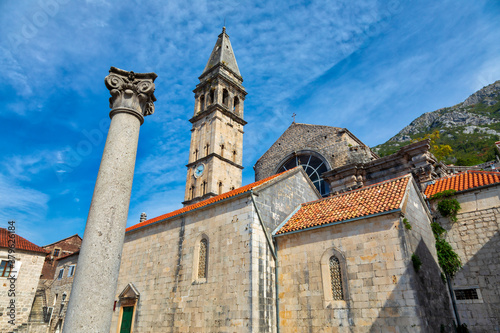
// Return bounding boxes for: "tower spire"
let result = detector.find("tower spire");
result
[201,27,241,78]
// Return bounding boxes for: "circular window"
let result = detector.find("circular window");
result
[277,153,330,197]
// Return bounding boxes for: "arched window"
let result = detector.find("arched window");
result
[277,152,330,197]
[320,248,347,307]
[209,89,215,104]
[232,150,237,162]
[190,186,195,200]
[220,144,225,157]
[218,182,223,194]
[329,256,343,300]
[222,89,229,106]
[201,181,207,196]
[199,95,205,111]
[233,96,240,113]
[198,239,208,279]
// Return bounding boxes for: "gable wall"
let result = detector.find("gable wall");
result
[275,181,454,332]
[254,170,321,236]
[111,196,263,333]
[254,124,374,181]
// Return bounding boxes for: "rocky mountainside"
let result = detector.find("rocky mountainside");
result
[373,80,500,165]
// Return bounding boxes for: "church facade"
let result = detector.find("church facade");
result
[108,28,499,332]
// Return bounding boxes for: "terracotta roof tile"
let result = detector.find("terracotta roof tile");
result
[424,170,500,197]
[126,168,299,233]
[275,174,411,235]
[0,228,48,254]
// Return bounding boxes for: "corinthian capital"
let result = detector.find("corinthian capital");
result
[105,67,158,124]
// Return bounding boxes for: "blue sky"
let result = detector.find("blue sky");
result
[1,0,500,246]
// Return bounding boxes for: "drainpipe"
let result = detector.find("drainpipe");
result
[274,238,280,333]
[446,273,462,329]
[250,191,279,333]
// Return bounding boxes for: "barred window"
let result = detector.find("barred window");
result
[198,239,208,279]
[455,288,479,300]
[329,256,344,300]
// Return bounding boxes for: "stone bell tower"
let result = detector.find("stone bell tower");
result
[183,27,247,205]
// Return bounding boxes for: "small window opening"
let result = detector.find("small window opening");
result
[218,182,223,194]
[455,288,479,300]
[190,186,195,200]
[0,260,12,277]
[199,95,205,111]
[57,268,64,280]
[205,144,210,156]
[198,239,208,279]
[220,144,225,157]
[230,186,235,191]
[201,181,207,196]
[222,89,229,106]
[329,256,344,300]
[53,249,60,257]
[233,96,240,113]
[194,149,198,160]
[209,89,215,104]
[232,150,237,162]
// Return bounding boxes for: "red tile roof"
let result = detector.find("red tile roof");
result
[275,174,411,235]
[126,168,300,233]
[424,170,500,197]
[0,228,48,254]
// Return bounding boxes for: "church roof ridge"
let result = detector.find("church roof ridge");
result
[126,167,301,233]
[275,174,412,235]
[424,170,500,197]
[201,27,241,77]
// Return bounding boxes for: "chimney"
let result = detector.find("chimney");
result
[140,212,147,223]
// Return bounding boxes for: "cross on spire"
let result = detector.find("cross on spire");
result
[292,113,297,123]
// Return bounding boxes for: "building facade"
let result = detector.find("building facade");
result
[106,28,500,332]
[0,228,47,333]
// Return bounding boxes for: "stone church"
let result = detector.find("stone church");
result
[108,28,500,332]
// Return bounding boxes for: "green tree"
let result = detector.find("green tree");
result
[412,130,453,160]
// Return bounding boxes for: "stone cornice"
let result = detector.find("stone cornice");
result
[186,153,244,170]
[189,104,247,126]
[182,192,218,206]
[105,67,157,125]
[194,71,247,96]
[198,63,243,83]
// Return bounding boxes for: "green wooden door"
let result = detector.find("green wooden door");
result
[120,306,134,333]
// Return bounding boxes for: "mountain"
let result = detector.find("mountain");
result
[373,80,500,165]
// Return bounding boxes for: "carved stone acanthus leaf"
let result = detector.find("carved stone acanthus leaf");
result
[105,67,158,123]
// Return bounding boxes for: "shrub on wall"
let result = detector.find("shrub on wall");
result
[429,189,461,222]
[431,222,462,277]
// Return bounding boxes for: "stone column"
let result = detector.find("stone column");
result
[63,67,157,333]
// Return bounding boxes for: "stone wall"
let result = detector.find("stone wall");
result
[253,169,321,235]
[274,180,453,332]
[111,171,317,332]
[254,123,375,181]
[45,254,78,333]
[434,185,500,332]
[0,249,45,332]
[111,195,257,332]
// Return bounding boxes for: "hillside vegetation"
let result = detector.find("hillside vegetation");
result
[373,80,500,165]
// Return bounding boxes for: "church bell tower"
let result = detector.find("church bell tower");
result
[183,27,247,205]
